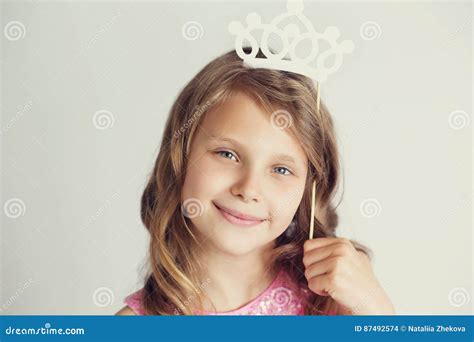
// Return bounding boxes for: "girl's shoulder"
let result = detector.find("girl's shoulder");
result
[115,305,137,315]
[122,288,145,315]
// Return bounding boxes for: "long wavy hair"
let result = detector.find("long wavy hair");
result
[138,47,372,315]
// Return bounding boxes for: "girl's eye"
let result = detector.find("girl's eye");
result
[274,166,293,176]
[215,151,293,176]
[216,150,238,162]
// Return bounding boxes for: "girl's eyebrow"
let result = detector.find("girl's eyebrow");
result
[208,135,242,147]
[208,134,302,168]
[274,153,299,166]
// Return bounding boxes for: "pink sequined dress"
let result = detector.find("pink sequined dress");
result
[124,268,313,315]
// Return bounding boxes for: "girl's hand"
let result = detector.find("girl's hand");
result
[303,237,396,315]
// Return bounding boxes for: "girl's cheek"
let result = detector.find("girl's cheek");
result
[182,155,231,197]
[198,154,240,179]
[270,184,305,219]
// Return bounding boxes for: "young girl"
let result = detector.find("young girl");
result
[116,48,395,316]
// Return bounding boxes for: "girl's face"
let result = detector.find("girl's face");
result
[181,91,308,257]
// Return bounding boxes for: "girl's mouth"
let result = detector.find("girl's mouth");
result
[213,202,266,227]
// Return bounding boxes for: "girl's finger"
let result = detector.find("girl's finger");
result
[303,237,351,253]
[304,255,340,280]
[307,272,339,297]
[303,242,350,267]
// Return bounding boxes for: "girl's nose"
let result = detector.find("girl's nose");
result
[230,168,263,203]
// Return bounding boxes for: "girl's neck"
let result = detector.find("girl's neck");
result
[196,241,278,313]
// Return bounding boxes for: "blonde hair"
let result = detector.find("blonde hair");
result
[139,48,371,315]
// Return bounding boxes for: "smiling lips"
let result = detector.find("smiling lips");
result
[213,202,267,227]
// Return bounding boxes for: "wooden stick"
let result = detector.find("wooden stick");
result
[316,82,320,115]
[309,179,316,240]
[309,82,320,240]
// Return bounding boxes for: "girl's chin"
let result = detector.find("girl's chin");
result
[206,234,262,257]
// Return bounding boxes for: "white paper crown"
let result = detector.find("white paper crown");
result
[228,0,354,83]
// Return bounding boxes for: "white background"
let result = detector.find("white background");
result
[1,0,472,314]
